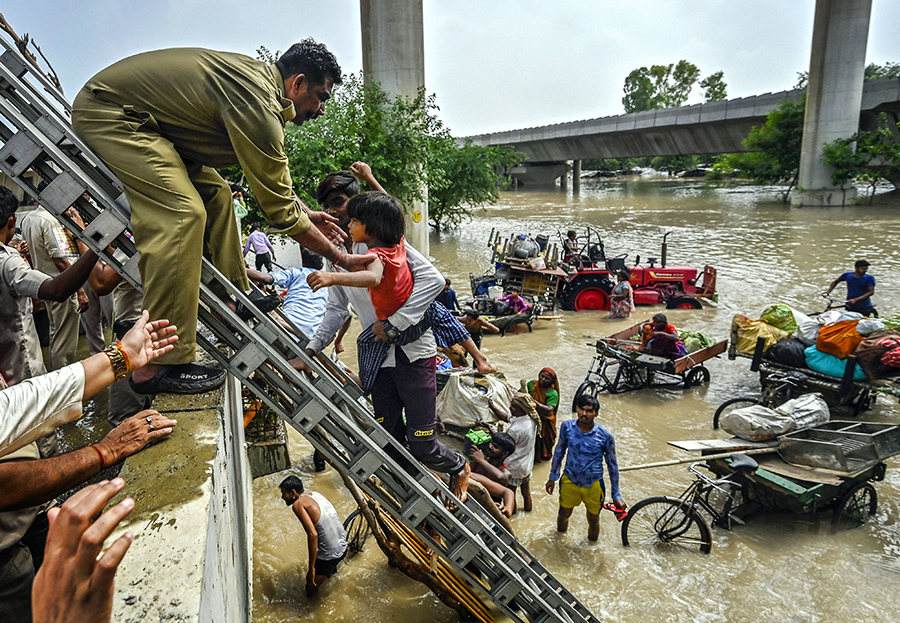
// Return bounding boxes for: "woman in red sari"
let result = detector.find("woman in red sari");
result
[527,368,560,462]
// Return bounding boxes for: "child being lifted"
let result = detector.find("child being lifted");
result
[307,192,495,392]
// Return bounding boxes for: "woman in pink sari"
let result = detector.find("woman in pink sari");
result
[608,271,634,319]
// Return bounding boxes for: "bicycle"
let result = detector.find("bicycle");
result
[621,455,758,554]
[342,508,372,555]
[712,370,809,429]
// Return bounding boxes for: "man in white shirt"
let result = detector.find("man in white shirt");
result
[295,172,469,502]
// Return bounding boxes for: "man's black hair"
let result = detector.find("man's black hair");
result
[855,259,870,268]
[316,171,360,206]
[575,393,600,412]
[444,278,451,286]
[463,309,480,319]
[491,431,517,457]
[279,475,304,494]
[567,230,576,237]
[346,192,405,246]
[276,38,343,88]
[652,312,668,324]
[0,186,18,224]
[301,249,324,270]
[230,183,244,194]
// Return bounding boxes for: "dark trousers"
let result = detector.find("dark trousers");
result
[255,251,273,272]
[369,348,465,476]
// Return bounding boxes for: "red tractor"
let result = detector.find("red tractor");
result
[556,231,717,311]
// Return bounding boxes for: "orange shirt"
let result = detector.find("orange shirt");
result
[368,240,414,320]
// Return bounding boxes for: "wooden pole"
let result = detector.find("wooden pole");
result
[619,447,776,472]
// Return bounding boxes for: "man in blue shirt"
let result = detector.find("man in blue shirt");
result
[246,249,329,337]
[436,279,461,313]
[545,394,626,541]
[827,259,876,317]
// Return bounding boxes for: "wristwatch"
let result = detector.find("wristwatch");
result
[382,321,400,342]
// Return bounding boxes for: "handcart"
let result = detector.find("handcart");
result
[621,422,898,553]
[574,320,726,403]
[727,322,877,418]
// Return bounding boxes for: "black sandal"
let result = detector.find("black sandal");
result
[129,363,226,395]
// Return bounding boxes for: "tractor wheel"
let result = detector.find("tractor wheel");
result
[666,296,703,310]
[561,276,612,311]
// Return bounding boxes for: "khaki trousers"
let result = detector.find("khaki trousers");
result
[45,296,79,370]
[72,91,249,365]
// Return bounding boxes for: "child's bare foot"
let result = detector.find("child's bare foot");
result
[449,461,471,505]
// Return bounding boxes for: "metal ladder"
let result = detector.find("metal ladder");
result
[0,36,599,623]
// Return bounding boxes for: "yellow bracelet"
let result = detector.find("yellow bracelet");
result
[102,343,129,381]
[116,340,132,374]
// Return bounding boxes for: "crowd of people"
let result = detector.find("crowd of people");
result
[5,29,883,623]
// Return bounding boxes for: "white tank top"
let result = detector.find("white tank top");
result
[306,492,348,560]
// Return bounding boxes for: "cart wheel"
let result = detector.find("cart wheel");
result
[343,508,372,554]
[684,367,711,389]
[622,496,712,554]
[832,482,877,530]
[572,380,599,411]
[712,397,758,430]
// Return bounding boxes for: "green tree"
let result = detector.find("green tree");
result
[700,71,727,102]
[225,72,522,231]
[728,96,805,202]
[822,115,900,203]
[622,61,726,113]
[795,61,899,90]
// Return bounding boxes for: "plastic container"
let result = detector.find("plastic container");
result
[487,285,503,300]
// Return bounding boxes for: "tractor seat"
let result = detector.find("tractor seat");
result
[606,257,627,274]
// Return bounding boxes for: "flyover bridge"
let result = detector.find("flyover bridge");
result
[465,78,900,186]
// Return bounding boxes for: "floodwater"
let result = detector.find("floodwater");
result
[251,178,900,623]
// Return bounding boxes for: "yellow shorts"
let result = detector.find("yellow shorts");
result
[558,475,604,515]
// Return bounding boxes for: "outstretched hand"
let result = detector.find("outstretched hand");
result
[95,409,177,467]
[119,310,178,371]
[307,210,345,244]
[32,478,135,623]
[306,270,335,292]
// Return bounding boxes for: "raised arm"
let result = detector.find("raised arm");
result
[307,257,384,291]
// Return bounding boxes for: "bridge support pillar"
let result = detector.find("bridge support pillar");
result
[361,0,429,252]
[573,160,582,194]
[793,0,872,207]
[559,162,568,193]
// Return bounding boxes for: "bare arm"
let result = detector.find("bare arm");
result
[480,318,501,334]
[307,258,385,292]
[246,268,275,286]
[468,447,510,486]
[36,249,99,302]
[293,501,319,592]
[0,410,176,512]
[350,162,386,193]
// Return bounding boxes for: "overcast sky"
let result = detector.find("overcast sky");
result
[3,1,898,136]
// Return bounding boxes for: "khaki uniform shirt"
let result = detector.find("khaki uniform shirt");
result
[0,243,50,385]
[80,48,310,235]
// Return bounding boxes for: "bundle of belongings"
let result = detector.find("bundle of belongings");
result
[733,304,900,381]
[719,392,830,441]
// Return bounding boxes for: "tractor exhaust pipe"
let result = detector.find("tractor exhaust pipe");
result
[661,232,669,267]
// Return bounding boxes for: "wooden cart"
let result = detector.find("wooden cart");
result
[574,320,727,402]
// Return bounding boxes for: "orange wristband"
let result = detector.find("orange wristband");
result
[116,340,132,374]
[89,444,106,470]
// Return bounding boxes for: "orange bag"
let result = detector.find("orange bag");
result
[815,320,863,360]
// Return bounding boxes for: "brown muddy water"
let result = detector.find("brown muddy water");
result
[250,179,900,622]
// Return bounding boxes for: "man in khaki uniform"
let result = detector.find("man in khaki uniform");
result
[72,39,357,394]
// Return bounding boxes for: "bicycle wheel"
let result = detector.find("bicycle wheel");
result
[572,380,599,412]
[713,397,758,430]
[622,496,713,554]
[342,508,372,555]
[832,482,877,530]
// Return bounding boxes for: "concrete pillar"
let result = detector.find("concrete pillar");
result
[573,159,582,194]
[559,161,568,193]
[361,0,429,254]
[793,0,872,206]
